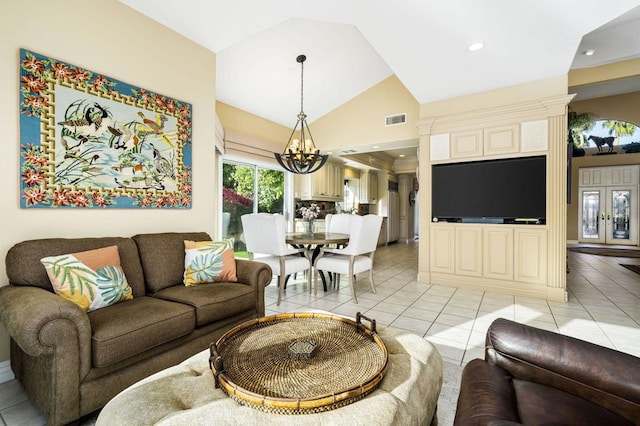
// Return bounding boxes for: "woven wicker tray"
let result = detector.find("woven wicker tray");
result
[209,312,388,414]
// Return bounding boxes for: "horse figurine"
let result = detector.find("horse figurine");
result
[587,135,615,153]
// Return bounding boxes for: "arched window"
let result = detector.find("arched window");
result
[578,119,640,148]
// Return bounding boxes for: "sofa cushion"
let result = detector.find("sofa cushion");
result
[88,296,195,368]
[513,379,634,425]
[6,237,146,296]
[133,232,211,293]
[41,246,133,312]
[152,282,255,326]
[183,239,237,286]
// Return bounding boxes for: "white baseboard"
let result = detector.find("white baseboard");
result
[0,360,14,384]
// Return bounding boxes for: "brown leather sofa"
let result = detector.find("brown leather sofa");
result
[454,318,640,425]
[0,232,272,426]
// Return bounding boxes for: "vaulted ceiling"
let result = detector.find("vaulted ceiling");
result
[121,0,640,159]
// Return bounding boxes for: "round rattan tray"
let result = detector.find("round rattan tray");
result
[209,312,388,414]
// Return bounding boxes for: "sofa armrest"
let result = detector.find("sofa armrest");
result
[234,259,272,317]
[0,285,92,377]
[454,359,521,425]
[485,318,640,423]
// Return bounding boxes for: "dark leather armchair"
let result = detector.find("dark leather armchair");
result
[454,318,640,425]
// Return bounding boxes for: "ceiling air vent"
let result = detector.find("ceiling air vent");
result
[385,113,407,127]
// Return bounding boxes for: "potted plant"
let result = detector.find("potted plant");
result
[568,107,596,157]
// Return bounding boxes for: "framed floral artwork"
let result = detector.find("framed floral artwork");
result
[19,49,192,208]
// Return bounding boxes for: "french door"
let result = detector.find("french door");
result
[579,186,638,245]
[222,161,286,254]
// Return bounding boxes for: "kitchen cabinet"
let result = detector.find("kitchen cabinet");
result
[378,217,388,246]
[297,161,344,201]
[294,219,326,233]
[387,190,399,243]
[359,171,378,203]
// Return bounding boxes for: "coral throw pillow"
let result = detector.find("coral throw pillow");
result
[184,239,237,286]
[41,245,133,312]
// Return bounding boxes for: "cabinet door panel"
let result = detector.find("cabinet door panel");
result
[455,227,482,277]
[484,124,520,155]
[430,226,454,274]
[514,229,547,284]
[451,130,483,159]
[483,228,514,280]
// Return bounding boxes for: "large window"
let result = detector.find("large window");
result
[222,161,285,256]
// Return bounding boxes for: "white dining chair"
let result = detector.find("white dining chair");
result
[241,213,312,305]
[325,213,353,237]
[322,213,354,283]
[314,214,383,303]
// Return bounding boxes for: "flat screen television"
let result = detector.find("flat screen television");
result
[431,156,546,223]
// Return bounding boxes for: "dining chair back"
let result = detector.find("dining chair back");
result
[315,214,383,303]
[325,214,353,235]
[241,213,311,305]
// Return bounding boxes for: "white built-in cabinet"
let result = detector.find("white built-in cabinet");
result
[359,171,378,203]
[430,120,547,162]
[296,161,344,201]
[430,223,547,295]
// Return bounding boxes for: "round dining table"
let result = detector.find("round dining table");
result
[285,232,349,247]
[285,232,349,292]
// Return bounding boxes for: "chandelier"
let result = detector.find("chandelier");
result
[274,54,328,174]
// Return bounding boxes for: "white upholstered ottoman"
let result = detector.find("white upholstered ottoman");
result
[97,326,443,425]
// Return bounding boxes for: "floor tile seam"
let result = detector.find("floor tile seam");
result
[548,292,619,349]
[566,263,620,301]
[418,285,461,340]
[422,287,480,351]
[566,266,640,331]
[456,289,493,367]
[374,282,430,313]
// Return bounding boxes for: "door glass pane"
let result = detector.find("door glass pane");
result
[582,191,600,239]
[257,168,284,214]
[611,190,630,240]
[222,163,254,255]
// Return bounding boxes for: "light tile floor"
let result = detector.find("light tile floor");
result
[1,241,640,425]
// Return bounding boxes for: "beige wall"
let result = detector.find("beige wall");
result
[312,75,420,150]
[570,91,640,126]
[569,57,640,87]
[217,101,291,146]
[0,0,217,361]
[421,76,569,118]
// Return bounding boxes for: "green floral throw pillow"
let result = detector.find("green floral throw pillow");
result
[184,239,237,286]
[41,245,133,312]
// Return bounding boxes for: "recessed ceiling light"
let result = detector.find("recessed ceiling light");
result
[373,145,380,149]
[583,49,596,56]
[468,42,484,52]
[399,154,406,158]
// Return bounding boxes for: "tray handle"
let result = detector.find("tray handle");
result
[356,312,377,341]
[209,342,225,388]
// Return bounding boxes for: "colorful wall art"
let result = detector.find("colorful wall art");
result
[19,49,192,208]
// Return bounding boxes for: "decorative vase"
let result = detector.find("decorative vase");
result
[305,219,314,236]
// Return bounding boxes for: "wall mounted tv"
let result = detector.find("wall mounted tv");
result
[432,156,546,224]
